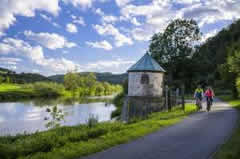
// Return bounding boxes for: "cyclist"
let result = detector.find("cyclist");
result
[205,86,215,112]
[194,85,204,110]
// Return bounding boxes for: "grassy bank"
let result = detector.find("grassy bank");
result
[214,96,240,159]
[0,83,121,102]
[0,104,196,159]
[0,83,63,101]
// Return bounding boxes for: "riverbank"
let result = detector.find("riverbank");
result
[0,104,196,159]
[0,83,120,102]
[214,96,240,159]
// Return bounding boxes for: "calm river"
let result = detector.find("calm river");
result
[0,98,116,136]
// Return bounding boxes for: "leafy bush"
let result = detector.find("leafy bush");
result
[111,92,125,118]
[87,115,99,128]
[236,77,240,97]
[24,82,64,97]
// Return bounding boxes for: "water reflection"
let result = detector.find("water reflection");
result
[0,97,116,136]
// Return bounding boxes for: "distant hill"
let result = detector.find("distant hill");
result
[49,72,128,84]
[0,67,51,83]
[0,67,15,74]
[0,67,128,84]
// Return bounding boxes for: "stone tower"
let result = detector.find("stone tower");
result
[121,53,166,121]
[127,53,165,97]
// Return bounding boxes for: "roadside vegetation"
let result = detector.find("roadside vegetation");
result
[214,96,240,159]
[0,104,196,159]
[0,72,122,102]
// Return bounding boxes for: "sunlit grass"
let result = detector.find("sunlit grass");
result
[214,96,240,159]
[0,84,21,92]
[0,104,196,159]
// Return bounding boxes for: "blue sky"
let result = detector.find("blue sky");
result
[0,0,239,75]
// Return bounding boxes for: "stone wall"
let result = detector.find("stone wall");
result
[128,72,164,97]
[121,96,165,121]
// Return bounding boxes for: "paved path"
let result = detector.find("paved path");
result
[83,98,238,159]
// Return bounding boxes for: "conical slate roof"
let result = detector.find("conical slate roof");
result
[128,53,166,72]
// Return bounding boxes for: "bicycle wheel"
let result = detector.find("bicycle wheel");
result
[207,98,211,112]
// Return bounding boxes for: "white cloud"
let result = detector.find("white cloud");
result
[131,28,153,41]
[62,0,93,9]
[0,0,60,35]
[131,17,141,26]
[40,14,60,28]
[93,24,133,47]
[86,40,113,50]
[102,15,118,24]
[95,8,119,24]
[95,8,104,16]
[24,30,77,50]
[0,38,79,74]
[74,18,86,26]
[201,29,219,42]
[66,23,78,33]
[85,58,135,73]
[0,57,21,66]
[118,0,240,42]
[115,0,132,7]
[40,14,51,22]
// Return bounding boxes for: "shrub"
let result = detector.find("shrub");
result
[111,92,125,118]
[87,115,98,128]
[32,82,64,97]
[236,77,240,97]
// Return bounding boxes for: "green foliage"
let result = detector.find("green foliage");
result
[45,106,66,129]
[6,76,11,83]
[87,115,99,128]
[26,82,64,97]
[111,92,125,118]
[236,78,240,97]
[0,76,4,84]
[49,72,128,84]
[193,19,240,93]
[63,72,122,97]
[149,19,201,84]
[0,67,51,84]
[64,72,79,93]
[0,104,196,159]
[227,41,240,75]
[0,83,64,101]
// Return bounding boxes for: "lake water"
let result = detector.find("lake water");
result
[0,98,116,136]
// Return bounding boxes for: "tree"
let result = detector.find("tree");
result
[64,72,79,95]
[149,19,201,84]
[85,73,97,87]
[6,76,11,83]
[95,82,105,96]
[0,76,4,84]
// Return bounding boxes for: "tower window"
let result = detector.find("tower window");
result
[141,74,149,84]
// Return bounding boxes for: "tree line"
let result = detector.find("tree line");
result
[148,18,240,97]
[63,72,122,96]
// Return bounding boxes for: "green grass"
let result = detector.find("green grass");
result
[0,84,36,101]
[0,83,57,101]
[0,104,196,159]
[214,96,240,159]
[0,84,22,92]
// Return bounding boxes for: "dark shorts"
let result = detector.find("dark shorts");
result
[206,96,213,102]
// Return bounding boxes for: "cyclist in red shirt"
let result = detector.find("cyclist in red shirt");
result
[205,87,215,111]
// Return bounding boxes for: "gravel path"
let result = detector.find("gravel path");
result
[83,98,238,159]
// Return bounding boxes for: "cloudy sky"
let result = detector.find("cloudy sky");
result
[0,0,239,75]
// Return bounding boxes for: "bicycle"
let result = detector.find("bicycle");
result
[206,97,213,112]
[195,97,202,110]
